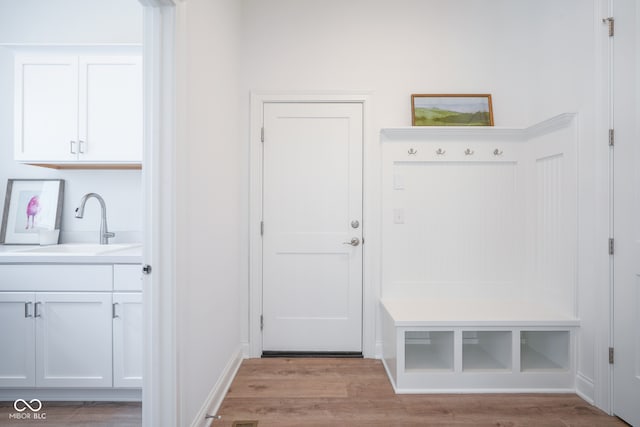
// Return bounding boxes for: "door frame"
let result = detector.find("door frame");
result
[139,0,181,426]
[247,91,377,358]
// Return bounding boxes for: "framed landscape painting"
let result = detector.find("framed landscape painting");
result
[411,94,494,126]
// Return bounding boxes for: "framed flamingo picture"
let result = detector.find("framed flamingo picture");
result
[0,179,64,244]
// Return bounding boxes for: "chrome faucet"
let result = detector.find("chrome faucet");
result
[75,193,115,244]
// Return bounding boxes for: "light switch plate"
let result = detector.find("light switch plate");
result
[393,174,404,190]
[393,208,405,224]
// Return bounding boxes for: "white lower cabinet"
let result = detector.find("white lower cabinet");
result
[0,292,112,388]
[0,293,36,387]
[113,292,142,388]
[0,263,142,396]
[37,292,113,388]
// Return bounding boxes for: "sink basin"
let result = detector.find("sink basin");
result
[16,243,141,255]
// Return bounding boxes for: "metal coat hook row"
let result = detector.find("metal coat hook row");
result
[493,149,504,156]
[464,148,474,156]
[408,148,417,155]
[436,148,446,155]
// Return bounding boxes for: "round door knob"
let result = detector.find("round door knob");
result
[343,237,360,247]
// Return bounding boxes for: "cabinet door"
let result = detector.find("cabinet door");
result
[0,293,36,387]
[78,56,142,162]
[35,292,113,388]
[113,292,143,388]
[14,55,79,162]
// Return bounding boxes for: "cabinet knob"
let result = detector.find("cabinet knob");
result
[142,264,152,275]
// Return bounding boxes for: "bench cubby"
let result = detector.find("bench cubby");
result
[463,330,512,372]
[381,299,579,393]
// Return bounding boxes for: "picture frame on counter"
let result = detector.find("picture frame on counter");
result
[0,179,65,244]
[411,94,494,126]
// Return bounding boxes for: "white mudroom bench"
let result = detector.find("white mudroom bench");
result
[381,298,580,393]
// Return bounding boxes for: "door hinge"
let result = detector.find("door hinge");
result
[260,221,264,236]
[609,238,614,255]
[260,314,264,331]
[261,127,265,143]
[608,128,615,147]
[603,17,614,37]
[609,347,614,364]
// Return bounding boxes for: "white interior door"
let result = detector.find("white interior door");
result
[613,0,640,424]
[262,102,363,353]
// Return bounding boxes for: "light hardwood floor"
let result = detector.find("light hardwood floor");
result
[0,359,628,426]
[0,401,141,427]
[217,358,628,427]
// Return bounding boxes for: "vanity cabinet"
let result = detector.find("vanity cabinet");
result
[13,50,142,166]
[0,263,142,395]
[0,291,112,388]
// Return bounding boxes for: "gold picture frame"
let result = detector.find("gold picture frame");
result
[411,94,494,126]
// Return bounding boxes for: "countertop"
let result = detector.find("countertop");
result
[0,243,143,264]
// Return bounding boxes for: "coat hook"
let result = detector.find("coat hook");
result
[493,148,503,156]
[408,148,417,155]
[436,148,446,155]
[464,148,474,156]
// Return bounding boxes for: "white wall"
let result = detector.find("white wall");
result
[0,0,142,44]
[240,0,532,127]
[238,0,537,350]
[239,0,605,409]
[0,0,143,243]
[175,0,243,425]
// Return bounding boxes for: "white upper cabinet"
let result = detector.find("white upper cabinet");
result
[14,49,142,166]
[14,55,78,162]
[78,56,142,162]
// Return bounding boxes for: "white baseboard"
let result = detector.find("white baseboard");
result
[241,341,251,358]
[375,340,383,359]
[576,372,595,405]
[190,346,243,427]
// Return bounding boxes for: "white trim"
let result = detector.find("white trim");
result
[140,1,179,426]
[189,347,243,427]
[393,388,578,394]
[375,340,384,359]
[380,113,576,141]
[248,91,377,358]
[576,372,596,405]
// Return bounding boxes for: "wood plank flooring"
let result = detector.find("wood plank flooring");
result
[0,401,141,427]
[0,359,628,426]
[217,358,628,427]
